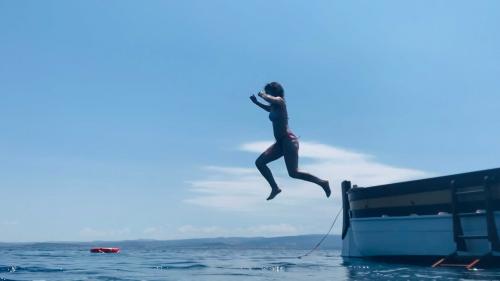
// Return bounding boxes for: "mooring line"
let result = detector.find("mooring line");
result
[297,206,343,259]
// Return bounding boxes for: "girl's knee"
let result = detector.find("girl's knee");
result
[255,158,265,168]
[288,170,300,178]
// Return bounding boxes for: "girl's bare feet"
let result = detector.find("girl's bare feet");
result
[266,188,282,200]
[320,180,331,198]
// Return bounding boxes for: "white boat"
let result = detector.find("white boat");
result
[341,168,500,267]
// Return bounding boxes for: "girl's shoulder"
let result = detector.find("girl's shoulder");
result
[273,98,286,107]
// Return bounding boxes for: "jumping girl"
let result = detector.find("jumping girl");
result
[250,82,331,200]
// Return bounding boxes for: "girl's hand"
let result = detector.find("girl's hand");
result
[258,91,265,98]
[250,95,258,103]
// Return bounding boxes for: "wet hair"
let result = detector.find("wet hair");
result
[264,82,284,98]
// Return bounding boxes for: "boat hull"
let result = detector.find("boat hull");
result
[341,168,500,261]
[346,213,500,257]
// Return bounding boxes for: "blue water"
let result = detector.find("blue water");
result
[1,245,500,281]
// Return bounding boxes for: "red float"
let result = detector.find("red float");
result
[90,247,120,253]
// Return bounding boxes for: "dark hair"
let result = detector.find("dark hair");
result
[264,82,284,98]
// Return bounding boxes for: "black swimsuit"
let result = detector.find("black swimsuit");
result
[269,106,298,148]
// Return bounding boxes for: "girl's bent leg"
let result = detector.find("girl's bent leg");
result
[282,138,331,197]
[255,143,284,200]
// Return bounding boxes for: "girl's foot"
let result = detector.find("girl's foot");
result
[266,188,282,200]
[320,180,331,198]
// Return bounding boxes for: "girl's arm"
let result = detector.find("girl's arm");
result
[258,92,284,106]
[250,95,271,112]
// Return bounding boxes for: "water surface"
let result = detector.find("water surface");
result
[1,245,499,280]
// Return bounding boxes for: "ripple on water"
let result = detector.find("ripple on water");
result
[0,278,21,281]
[153,263,208,270]
[0,265,63,273]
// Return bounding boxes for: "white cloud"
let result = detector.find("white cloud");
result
[143,227,160,235]
[239,223,298,236]
[176,223,299,238]
[140,226,177,240]
[240,141,368,161]
[185,140,430,212]
[1,220,19,226]
[139,224,300,239]
[178,225,223,236]
[79,227,131,238]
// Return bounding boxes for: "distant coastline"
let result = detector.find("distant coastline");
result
[0,234,341,250]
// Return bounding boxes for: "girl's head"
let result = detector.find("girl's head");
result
[264,82,284,98]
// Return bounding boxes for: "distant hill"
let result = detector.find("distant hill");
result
[0,235,342,250]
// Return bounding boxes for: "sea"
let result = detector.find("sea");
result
[1,242,500,281]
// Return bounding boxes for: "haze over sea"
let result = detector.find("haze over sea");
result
[1,237,500,281]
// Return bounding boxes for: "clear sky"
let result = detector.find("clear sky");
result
[1,0,499,242]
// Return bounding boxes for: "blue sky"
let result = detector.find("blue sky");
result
[1,0,499,242]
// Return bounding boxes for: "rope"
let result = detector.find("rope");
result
[297,206,343,259]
